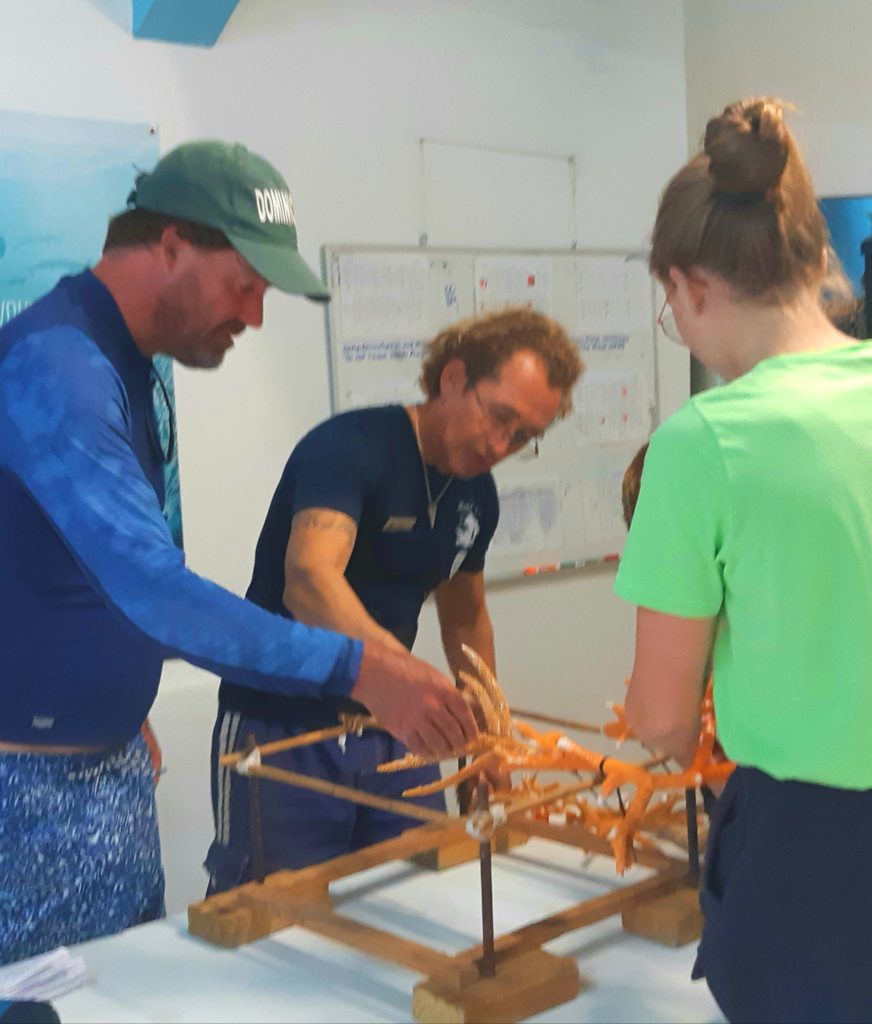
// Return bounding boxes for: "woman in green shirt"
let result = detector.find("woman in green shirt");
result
[615,97,872,1022]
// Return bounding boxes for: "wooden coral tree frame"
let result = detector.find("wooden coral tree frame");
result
[188,710,703,1023]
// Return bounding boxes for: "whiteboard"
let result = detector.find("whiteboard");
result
[321,245,658,583]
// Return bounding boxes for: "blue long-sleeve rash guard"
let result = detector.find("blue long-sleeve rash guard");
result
[0,272,362,747]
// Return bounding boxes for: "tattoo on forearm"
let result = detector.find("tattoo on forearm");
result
[296,510,356,539]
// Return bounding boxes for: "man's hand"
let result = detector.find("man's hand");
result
[351,641,479,760]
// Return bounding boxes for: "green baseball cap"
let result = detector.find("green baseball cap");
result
[127,140,329,301]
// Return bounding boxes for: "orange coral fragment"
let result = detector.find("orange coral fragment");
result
[375,654,734,876]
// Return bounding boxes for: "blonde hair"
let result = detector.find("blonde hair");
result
[419,307,582,415]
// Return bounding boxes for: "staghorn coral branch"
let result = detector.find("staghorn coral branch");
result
[402,753,494,798]
[457,670,502,736]
[461,643,512,736]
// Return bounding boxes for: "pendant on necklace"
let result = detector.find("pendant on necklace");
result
[428,502,437,529]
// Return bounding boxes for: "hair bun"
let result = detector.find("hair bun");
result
[704,97,789,197]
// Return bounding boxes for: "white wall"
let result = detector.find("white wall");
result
[684,0,872,196]
[683,1,872,389]
[1,0,690,912]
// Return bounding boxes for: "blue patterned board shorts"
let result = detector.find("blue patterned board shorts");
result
[0,733,165,965]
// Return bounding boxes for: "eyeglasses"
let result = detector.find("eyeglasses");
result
[471,381,542,455]
[657,296,682,345]
[148,363,177,465]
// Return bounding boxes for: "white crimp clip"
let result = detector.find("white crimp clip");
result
[465,810,492,842]
[556,736,573,752]
[490,802,507,828]
[236,747,262,776]
[465,816,482,840]
[465,801,506,842]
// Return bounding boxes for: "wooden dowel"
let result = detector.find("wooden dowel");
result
[243,762,456,827]
[266,823,459,889]
[219,718,379,767]
[508,707,604,736]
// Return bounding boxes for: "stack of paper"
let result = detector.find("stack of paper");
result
[0,947,87,1001]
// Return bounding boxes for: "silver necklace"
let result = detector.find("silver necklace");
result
[411,406,454,528]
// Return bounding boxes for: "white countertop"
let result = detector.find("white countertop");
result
[54,838,723,1023]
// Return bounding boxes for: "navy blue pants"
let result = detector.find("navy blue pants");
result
[695,766,872,1023]
[205,708,446,893]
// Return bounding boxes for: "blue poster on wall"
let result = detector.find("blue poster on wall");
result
[0,110,183,547]
[819,194,872,296]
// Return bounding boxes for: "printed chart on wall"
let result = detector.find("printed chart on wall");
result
[322,245,658,582]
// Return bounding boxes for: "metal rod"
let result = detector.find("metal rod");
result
[456,755,472,814]
[246,733,266,884]
[685,787,700,885]
[477,781,496,979]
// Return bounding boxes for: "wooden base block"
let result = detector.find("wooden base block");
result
[188,876,329,948]
[411,827,527,871]
[621,884,702,947]
[412,949,583,1023]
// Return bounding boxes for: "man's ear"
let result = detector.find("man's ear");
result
[159,224,183,270]
[440,357,468,398]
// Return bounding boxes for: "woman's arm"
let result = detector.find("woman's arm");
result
[625,606,716,766]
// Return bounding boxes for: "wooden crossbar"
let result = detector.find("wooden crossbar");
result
[454,866,688,967]
[288,901,461,977]
[219,718,380,767]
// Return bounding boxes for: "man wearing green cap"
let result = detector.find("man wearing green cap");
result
[0,140,477,965]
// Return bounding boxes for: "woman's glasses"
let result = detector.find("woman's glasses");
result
[657,296,682,345]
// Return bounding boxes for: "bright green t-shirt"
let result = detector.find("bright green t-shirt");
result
[615,343,872,788]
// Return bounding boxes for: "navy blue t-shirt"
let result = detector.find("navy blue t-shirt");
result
[0,272,361,746]
[220,405,498,719]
